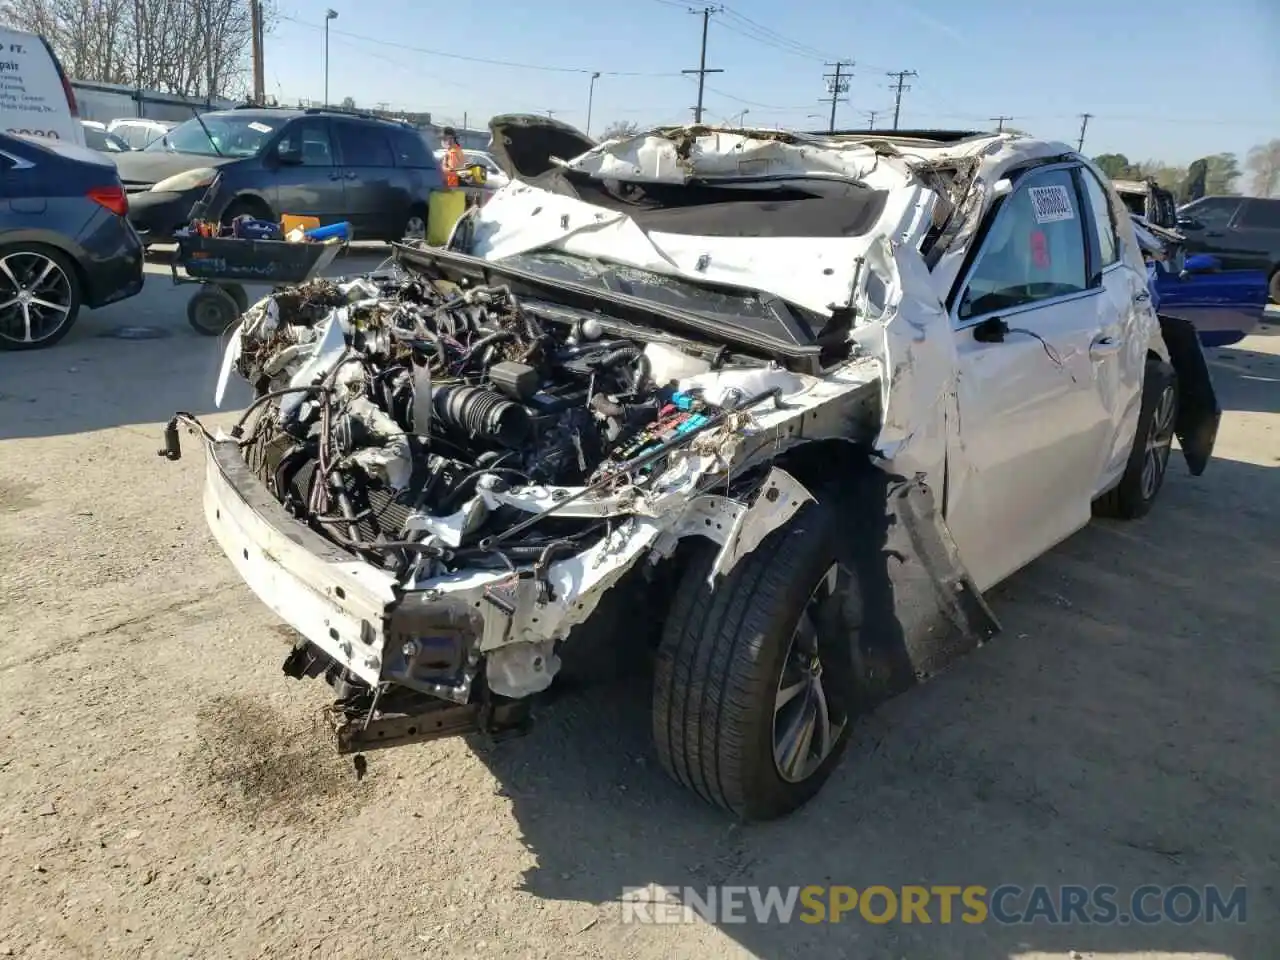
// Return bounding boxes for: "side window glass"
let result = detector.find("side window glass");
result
[1080,168,1119,267]
[1237,200,1280,230]
[1183,199,1239,230]
[277,120,333,167]
[958,168,1089,321]
[390,129,432,168]
[335,122,393,167]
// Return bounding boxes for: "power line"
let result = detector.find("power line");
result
[990,115,1013,132]
[683,6,725,124]
[819,61,854,133]
[277,13,678,77]
[1076,112,1093,152]
[886,69,918,130]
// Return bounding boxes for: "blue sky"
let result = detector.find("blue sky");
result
[266,0,1278,166]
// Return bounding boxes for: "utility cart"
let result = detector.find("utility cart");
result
[172,233,345,335]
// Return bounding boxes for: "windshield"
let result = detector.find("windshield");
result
[144,114,279,158]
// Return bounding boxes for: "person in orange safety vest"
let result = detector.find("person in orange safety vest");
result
[440,127,466,188]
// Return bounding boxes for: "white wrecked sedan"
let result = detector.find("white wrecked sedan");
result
[163,121,1220,821]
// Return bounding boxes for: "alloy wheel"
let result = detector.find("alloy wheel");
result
[1141,383,1177,500]
[0,251,74,346]
[772,562,848,784]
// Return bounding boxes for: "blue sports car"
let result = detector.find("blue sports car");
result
[1132,213,1267,348]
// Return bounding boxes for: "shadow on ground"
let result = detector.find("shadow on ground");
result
[469,450,1276,958]
[1206,339,1280,415]
[0,246,391,441]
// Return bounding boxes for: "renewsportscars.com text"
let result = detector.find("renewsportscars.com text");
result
[620,884,1247,926]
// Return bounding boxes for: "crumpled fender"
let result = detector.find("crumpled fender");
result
[1157,314,1221,475]
[840,470,1001,704]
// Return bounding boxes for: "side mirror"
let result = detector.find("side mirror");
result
[275,143,302,166]
[973,316,1009,343]
[1181,253,1221,276]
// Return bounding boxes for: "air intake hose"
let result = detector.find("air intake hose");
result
[431,385,531,448]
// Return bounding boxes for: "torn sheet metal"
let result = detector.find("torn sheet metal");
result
[710,467,814,583]
[563,130,886,185]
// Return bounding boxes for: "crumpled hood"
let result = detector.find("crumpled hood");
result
[486,113,596,180]
[562,127,884,184]
[113,150,235,186]
[467,127,921,318]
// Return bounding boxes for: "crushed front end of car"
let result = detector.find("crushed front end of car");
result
[162,123,998,782]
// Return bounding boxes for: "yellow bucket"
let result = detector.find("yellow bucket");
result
[426,189,469,247]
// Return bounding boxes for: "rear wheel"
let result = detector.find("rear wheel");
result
[1094,359,1178,520]
[653,499,858,820]
[0,245,82,351]
[1268,267,1280,305]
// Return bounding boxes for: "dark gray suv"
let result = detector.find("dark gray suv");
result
[1176,196,1280,303]
[115,107,444,243]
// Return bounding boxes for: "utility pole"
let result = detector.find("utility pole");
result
[586,71,601,137]
[886,69,917,130]
[324,9,338,109]
[863,109,880,130]
[820,60,854,133]
[990,115,1013,132]
[682,6,724,124]
[1076,112,1093,152]
[250,0,265,105]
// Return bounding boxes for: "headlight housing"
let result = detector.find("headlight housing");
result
[150,167,216,193]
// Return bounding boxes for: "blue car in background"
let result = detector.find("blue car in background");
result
[1132,214,1268,348]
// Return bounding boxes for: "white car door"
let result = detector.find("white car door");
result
[944,164,1121,591]
[1075,165,1153,496]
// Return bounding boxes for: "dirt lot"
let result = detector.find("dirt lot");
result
[0,251,1276,960]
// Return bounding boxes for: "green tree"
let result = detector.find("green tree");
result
[1245,140,1280,198]
[1092,153,1139,179]
[1203,153,1241,194]
[1137,160,1187,192]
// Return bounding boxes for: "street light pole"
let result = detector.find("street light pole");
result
[586,71,600,138]
[324,9,338,108]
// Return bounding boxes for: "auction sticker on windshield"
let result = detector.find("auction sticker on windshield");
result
[1029,185,1074,223]
[248,121,274,134]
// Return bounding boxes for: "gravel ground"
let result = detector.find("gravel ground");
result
[0,254,1276,960]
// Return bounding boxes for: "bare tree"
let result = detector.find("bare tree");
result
[1245,140,1280,198]
[599,120,640,140]
[0,0,271,99]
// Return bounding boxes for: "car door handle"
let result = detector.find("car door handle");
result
[345,171,358,180]
[1090,336,1123,358]
[328,171,343,181]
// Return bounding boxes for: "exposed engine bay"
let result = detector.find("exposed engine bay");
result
[226,268,798,585]
[175,249,883,749]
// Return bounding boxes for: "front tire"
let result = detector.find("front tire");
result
[653,499,857,821]
[220,197,273,229]
[1268,267,1280,306]
[1094,359,1178,520]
